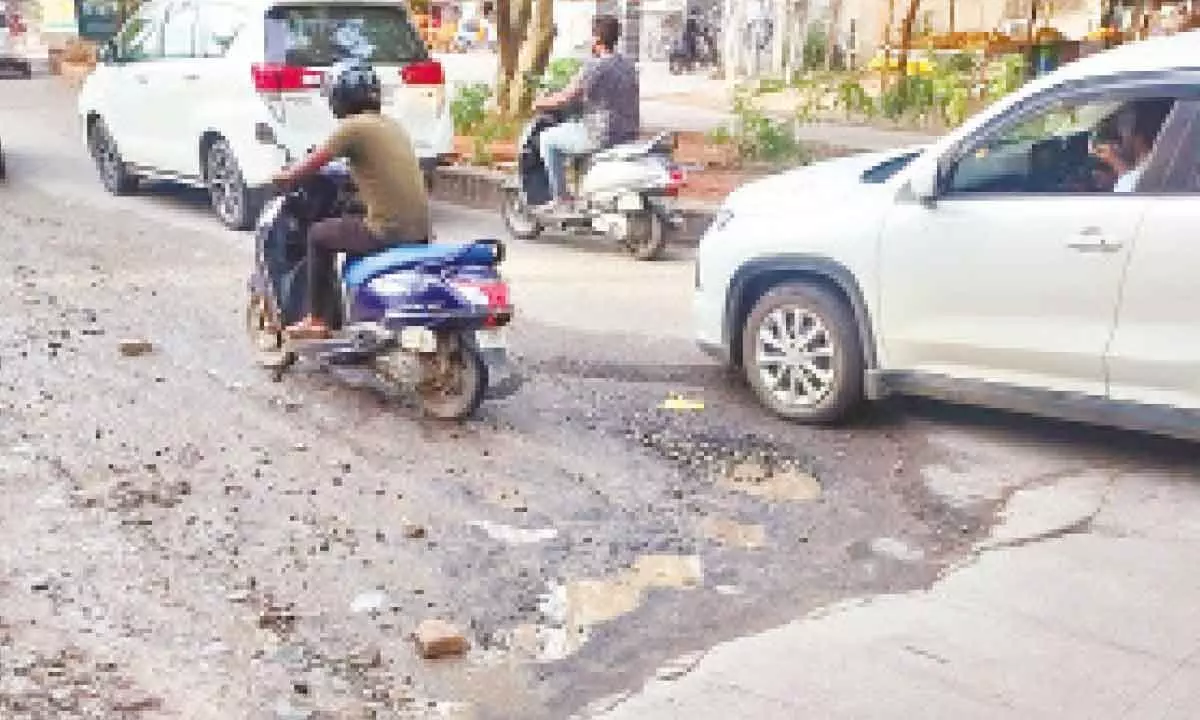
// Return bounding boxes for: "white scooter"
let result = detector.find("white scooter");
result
[500,110,685,261]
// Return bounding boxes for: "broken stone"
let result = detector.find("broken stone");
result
[402,523,427,539]
[110,690,163,712]
[870,537,925,562]
[413,619,469,659]
[117,340,154,357]
[350,591,387,614]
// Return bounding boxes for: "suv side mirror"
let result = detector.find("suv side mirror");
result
[907,156,939,207]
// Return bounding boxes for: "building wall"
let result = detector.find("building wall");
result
[837,0,1102,61]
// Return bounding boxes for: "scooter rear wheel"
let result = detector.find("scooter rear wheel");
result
[417,332,488,420]
[501,188,541,240]
[627,213,666,261]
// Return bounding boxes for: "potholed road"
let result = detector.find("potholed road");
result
[1,77,1194,720]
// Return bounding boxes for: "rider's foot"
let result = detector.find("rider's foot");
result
[285,316,332,340]
[535,197,575,214]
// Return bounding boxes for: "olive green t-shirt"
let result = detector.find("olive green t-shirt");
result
[321,113,430,240]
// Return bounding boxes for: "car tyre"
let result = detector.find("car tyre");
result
[205,137,262,231]
[741,282,864,424]
[88,119,139,195]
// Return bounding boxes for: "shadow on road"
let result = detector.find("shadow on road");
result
[889,396,1198,467]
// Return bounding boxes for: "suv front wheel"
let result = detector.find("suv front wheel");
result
[741,282,864,424]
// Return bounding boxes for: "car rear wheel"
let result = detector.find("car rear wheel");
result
[206,138,261,231]
[88,119,139,195]
[741,283,864,424]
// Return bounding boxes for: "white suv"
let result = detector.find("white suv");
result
[695,31,1200,441]
[78,0,452,229]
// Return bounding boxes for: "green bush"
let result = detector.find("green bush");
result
[539,57,583,93]
[721,90,811,166]
[450,82,492,135]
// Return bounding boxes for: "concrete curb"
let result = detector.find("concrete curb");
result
[431,165,719,246]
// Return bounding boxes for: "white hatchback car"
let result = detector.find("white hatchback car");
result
[78,0,452,229]
[695,31,1200,441]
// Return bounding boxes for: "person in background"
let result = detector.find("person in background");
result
[532,14,639,209]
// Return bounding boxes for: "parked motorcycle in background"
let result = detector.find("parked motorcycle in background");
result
[500,109,686,261]
[247,161,520,420]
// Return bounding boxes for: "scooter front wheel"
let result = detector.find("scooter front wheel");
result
[246,292,295,372]
[417,332,488,420]
[501,188,542,240]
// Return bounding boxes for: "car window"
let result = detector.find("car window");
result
[1161,106,1200,193]
[114,6,164,61]
[197,2,250,58]
[264,4,427,66]
[947,96,1177,195]
[161,0,197,58]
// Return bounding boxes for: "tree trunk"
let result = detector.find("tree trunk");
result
[789,0,810,75]
[895,0,920,100]
[825,0,843,70]
[508,0,555,115]
[771,0,788,76]
[722,0,742,81]
[495,0,532,117]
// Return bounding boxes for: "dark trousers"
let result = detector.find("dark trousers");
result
[306,217,426,322]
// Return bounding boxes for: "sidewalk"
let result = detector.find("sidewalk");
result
[592,465,1200,719]
[435,54,937,152]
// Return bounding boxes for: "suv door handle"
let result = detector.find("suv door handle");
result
[133,74,149,84]
[1066,227,1122,253]
[182,73,200,81]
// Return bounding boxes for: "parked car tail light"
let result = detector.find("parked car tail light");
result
[251,63,323,93]
[665,165,686,197]
[400,60,445,86]
[452,278,512,327]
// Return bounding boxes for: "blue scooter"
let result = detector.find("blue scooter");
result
[246,162,520,419]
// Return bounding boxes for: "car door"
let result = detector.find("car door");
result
[138,0,199,174]
[878,87,1173,397]
[1106,99,1200,412]
[101,4,167,167]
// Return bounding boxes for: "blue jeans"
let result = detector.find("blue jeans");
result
[538,121,594,201]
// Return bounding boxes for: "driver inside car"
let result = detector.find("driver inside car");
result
[272,58,431,341]
[1090,98,1175,193]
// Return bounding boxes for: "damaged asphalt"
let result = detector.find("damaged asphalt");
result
[2,77,1197,719]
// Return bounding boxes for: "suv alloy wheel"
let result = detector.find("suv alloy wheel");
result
[741,282,864,424]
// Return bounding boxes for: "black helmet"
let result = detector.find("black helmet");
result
[323,58,382,119]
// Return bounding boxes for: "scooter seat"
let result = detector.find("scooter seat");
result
[342,241,501,289]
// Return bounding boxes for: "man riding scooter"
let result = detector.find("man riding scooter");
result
[271,58,431,340]
[532,14,639,212]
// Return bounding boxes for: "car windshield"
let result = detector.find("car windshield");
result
[265,4,427,66]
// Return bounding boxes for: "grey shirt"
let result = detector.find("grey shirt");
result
[577,53,640,147]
